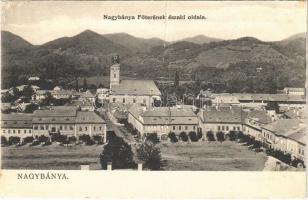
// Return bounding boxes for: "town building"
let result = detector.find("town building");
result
[32,107,106,141]
[261,119,306,152]
[243,110,273,141]
[96,88,109,102]
[282,87,305,96]
[109,57,161,107]
[1,113,33,139]
[198,105,247,134]
[128,105,199,138]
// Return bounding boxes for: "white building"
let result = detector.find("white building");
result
[109,58,161,107]
[128,105,199,138]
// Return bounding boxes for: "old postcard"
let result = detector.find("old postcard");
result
[0,0,307,198]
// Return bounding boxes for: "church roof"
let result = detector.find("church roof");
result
[111,80,161,96]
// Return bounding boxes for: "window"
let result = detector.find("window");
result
[70,126,74,130]
[94,127,96,131]
[222,126,225,131]
[8,130,11,134]
[193,126,196,130]
[143,99,146,104]
[60,126,62,130]
[46,125,49,130]
[114,73,116,78]
[133,98,136,103]
[79,127,82,131]
[18,130,20,134]
[40,126,44,130]
[113,98,116,103]
[123,98,125,103]
[237,127,240,131]
[29,130,31,133]
[179,126,181,130]
[226,126,229,131]
[218,126,220,131]
[99,126,102,131]
[173,126,175,130]
[85,126,88,131]
[185,126,188,130]
[24,130,27,134]
[13,130,15,134]
[2,130,5,133]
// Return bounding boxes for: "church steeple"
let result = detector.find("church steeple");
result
[110,55,120,89]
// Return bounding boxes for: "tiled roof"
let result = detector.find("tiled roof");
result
[214,93,306,103]
[261,119,305,137]
[288,128,307,145]
[111,80,161,96]
[246,110,272,124]
[34,109,77,117]
[201,106,247,124]
[76,111,105,124]
[128,105,198,125]
[1,113,33,128]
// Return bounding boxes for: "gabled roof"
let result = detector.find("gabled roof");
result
[246,110,272,124]
[261,119,306,138]
[34,109,77,117]
[288,128,306,145]
[201,106,247,124]
[111,80,161,96]
[1,113,33,128]
[76,111,105,124]
[128,105,198,125]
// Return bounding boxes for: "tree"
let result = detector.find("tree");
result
[100,135,135,169]
[137,141,162,170]
[83,78,88,91]
[146,133,160,144]
[228,131,237,141]
[265,102,280,113]
[206,131,215,141]
[1,136,8,146]
[24,103,39,113]
[188,131,198,142]
[179,132,188,142]
[22,85,34,99]
[216,132,225,142]
[174,70,179,88]
[168,132,178,143]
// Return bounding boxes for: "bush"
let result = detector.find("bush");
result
[188,131,198,142]
[93,135,103,144]
[266,149,292,164]
[23,136,34,144]
[1,136,8,146]
[291,158,305,168]
[179,132,188,142]
[68,136,77,144]
[146,133,160,144]
[137,142,162,170]
[100,135,135,169]
[229,131,237,141]
[38,135,49,143]
[206,131,215,141]
[50,133,67,143]
[30,140,40,146]
[168,132,178,143]
[8,136,20,145]
[216,132,225,142]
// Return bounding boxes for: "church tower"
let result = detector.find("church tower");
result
[110,55,120,89]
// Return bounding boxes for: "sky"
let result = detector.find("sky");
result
[1,1,307,45]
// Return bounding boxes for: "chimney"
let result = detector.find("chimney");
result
[107,162,112,170]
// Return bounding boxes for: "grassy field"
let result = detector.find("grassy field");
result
[1,144,104,170]
[1,141,267,171]
[159,141,267,171]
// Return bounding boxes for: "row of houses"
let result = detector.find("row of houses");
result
[1,106,107,142]
[127,104,306,164]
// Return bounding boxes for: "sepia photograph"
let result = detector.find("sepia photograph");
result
[1,0,307,172]
[0,1,307,198]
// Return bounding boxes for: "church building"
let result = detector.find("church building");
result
[109,56,161,107]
